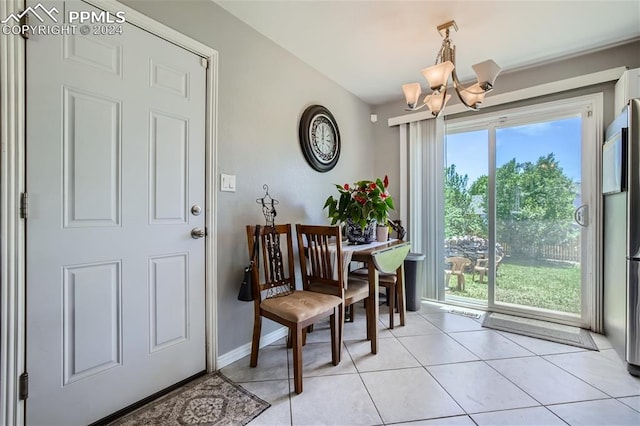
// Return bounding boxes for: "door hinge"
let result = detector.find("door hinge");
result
[20,192,29,219]
[19,13,30,40]
[200,57,209,69]
[19,372,28,400]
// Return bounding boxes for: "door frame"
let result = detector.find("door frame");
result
[443,93,603,330]
[0,1,219,423]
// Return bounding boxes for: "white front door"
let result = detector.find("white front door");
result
[25,1,207,424]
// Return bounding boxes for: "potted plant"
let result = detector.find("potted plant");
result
[323,175,395,244]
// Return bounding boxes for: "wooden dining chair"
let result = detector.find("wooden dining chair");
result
[246,224,342,394]
[295,224,373,347]
[348,220,405,328]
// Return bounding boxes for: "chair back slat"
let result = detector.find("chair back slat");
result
[296,224,344,296]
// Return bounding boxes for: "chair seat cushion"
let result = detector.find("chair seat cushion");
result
[349,267,397,284]
[261,290,341,323]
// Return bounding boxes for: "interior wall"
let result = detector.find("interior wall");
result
[120,0,374,356]
[372,40,640,211]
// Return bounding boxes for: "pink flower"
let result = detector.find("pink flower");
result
[383,175,389,188]
[343,183,350,190]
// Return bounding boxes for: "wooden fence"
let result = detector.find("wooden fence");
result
[501,241,580,262]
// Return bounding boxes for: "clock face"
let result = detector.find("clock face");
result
[299,105,341,172]
[310,114,338,164]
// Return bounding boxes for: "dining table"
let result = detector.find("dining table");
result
[342,239,412,354]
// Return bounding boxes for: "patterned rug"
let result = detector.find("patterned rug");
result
[482,312,598,350]
[109,373,270,426]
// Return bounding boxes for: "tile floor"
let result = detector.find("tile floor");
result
[221,302,640,425]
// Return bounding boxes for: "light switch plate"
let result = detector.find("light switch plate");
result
[221,174,236,192]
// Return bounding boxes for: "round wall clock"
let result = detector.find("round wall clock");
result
[299,105,341,172]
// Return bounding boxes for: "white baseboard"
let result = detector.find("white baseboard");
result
[216,327,288,369]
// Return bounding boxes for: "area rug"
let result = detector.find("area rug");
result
[109,373,270,426]
[482,312,598,350]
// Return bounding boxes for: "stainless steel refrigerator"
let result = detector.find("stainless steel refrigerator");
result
[605,98,640,376]
[627,98,640,376]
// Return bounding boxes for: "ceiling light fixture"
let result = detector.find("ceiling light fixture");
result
[402,20,502,117]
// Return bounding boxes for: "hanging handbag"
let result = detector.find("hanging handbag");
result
[238,225,260,301]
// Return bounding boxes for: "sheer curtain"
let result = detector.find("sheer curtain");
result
[399,118,445,301]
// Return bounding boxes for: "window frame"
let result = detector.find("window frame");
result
[441,93,603,329]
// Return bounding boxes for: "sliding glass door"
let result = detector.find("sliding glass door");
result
[493,118,582,316]
[443,97,600,326]
[444,129,489,304]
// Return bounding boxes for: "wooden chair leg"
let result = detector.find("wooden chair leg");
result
[250,316,262,368]
[346,304,355,322]
[286,329,293,348]
[292,326,303,394]
[397,282,406,327]
[366,296,373,341]
[388,285,395,329]
[330,308,340,365]
[338,303,345,357]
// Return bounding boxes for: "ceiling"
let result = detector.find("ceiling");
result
[214,0,640,106]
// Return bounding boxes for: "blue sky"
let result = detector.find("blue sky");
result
[445,116,582,185]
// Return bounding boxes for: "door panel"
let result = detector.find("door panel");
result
[63,87,121,228]
[26,1,207,424]
[150,253,189,351]
[149,111,188,224]
[63,261,122,385]
[493,118,583,316]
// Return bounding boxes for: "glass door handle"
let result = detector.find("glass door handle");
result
[574,204,588,227]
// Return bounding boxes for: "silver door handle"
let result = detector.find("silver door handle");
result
[191,228,206,239]
[573,204,588,227]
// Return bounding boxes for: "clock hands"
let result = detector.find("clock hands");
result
[314,124,333,155]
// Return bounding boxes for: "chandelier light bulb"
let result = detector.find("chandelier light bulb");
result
[421,61,454,92]
[459,83,486,109]
[424,92,451,117]
[472,60,502,91]
[402,83,422,109]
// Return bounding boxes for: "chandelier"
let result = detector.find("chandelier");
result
[402,20,502,117]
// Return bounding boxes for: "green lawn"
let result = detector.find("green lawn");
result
[447,258,581,314]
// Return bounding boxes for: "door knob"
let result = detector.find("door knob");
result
[191,228,206,239]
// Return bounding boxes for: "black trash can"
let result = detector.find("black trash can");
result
[404,252,426,311]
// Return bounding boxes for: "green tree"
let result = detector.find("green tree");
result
[467,154,578,258]
[469,175,487,196]
[444,165,485,238]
